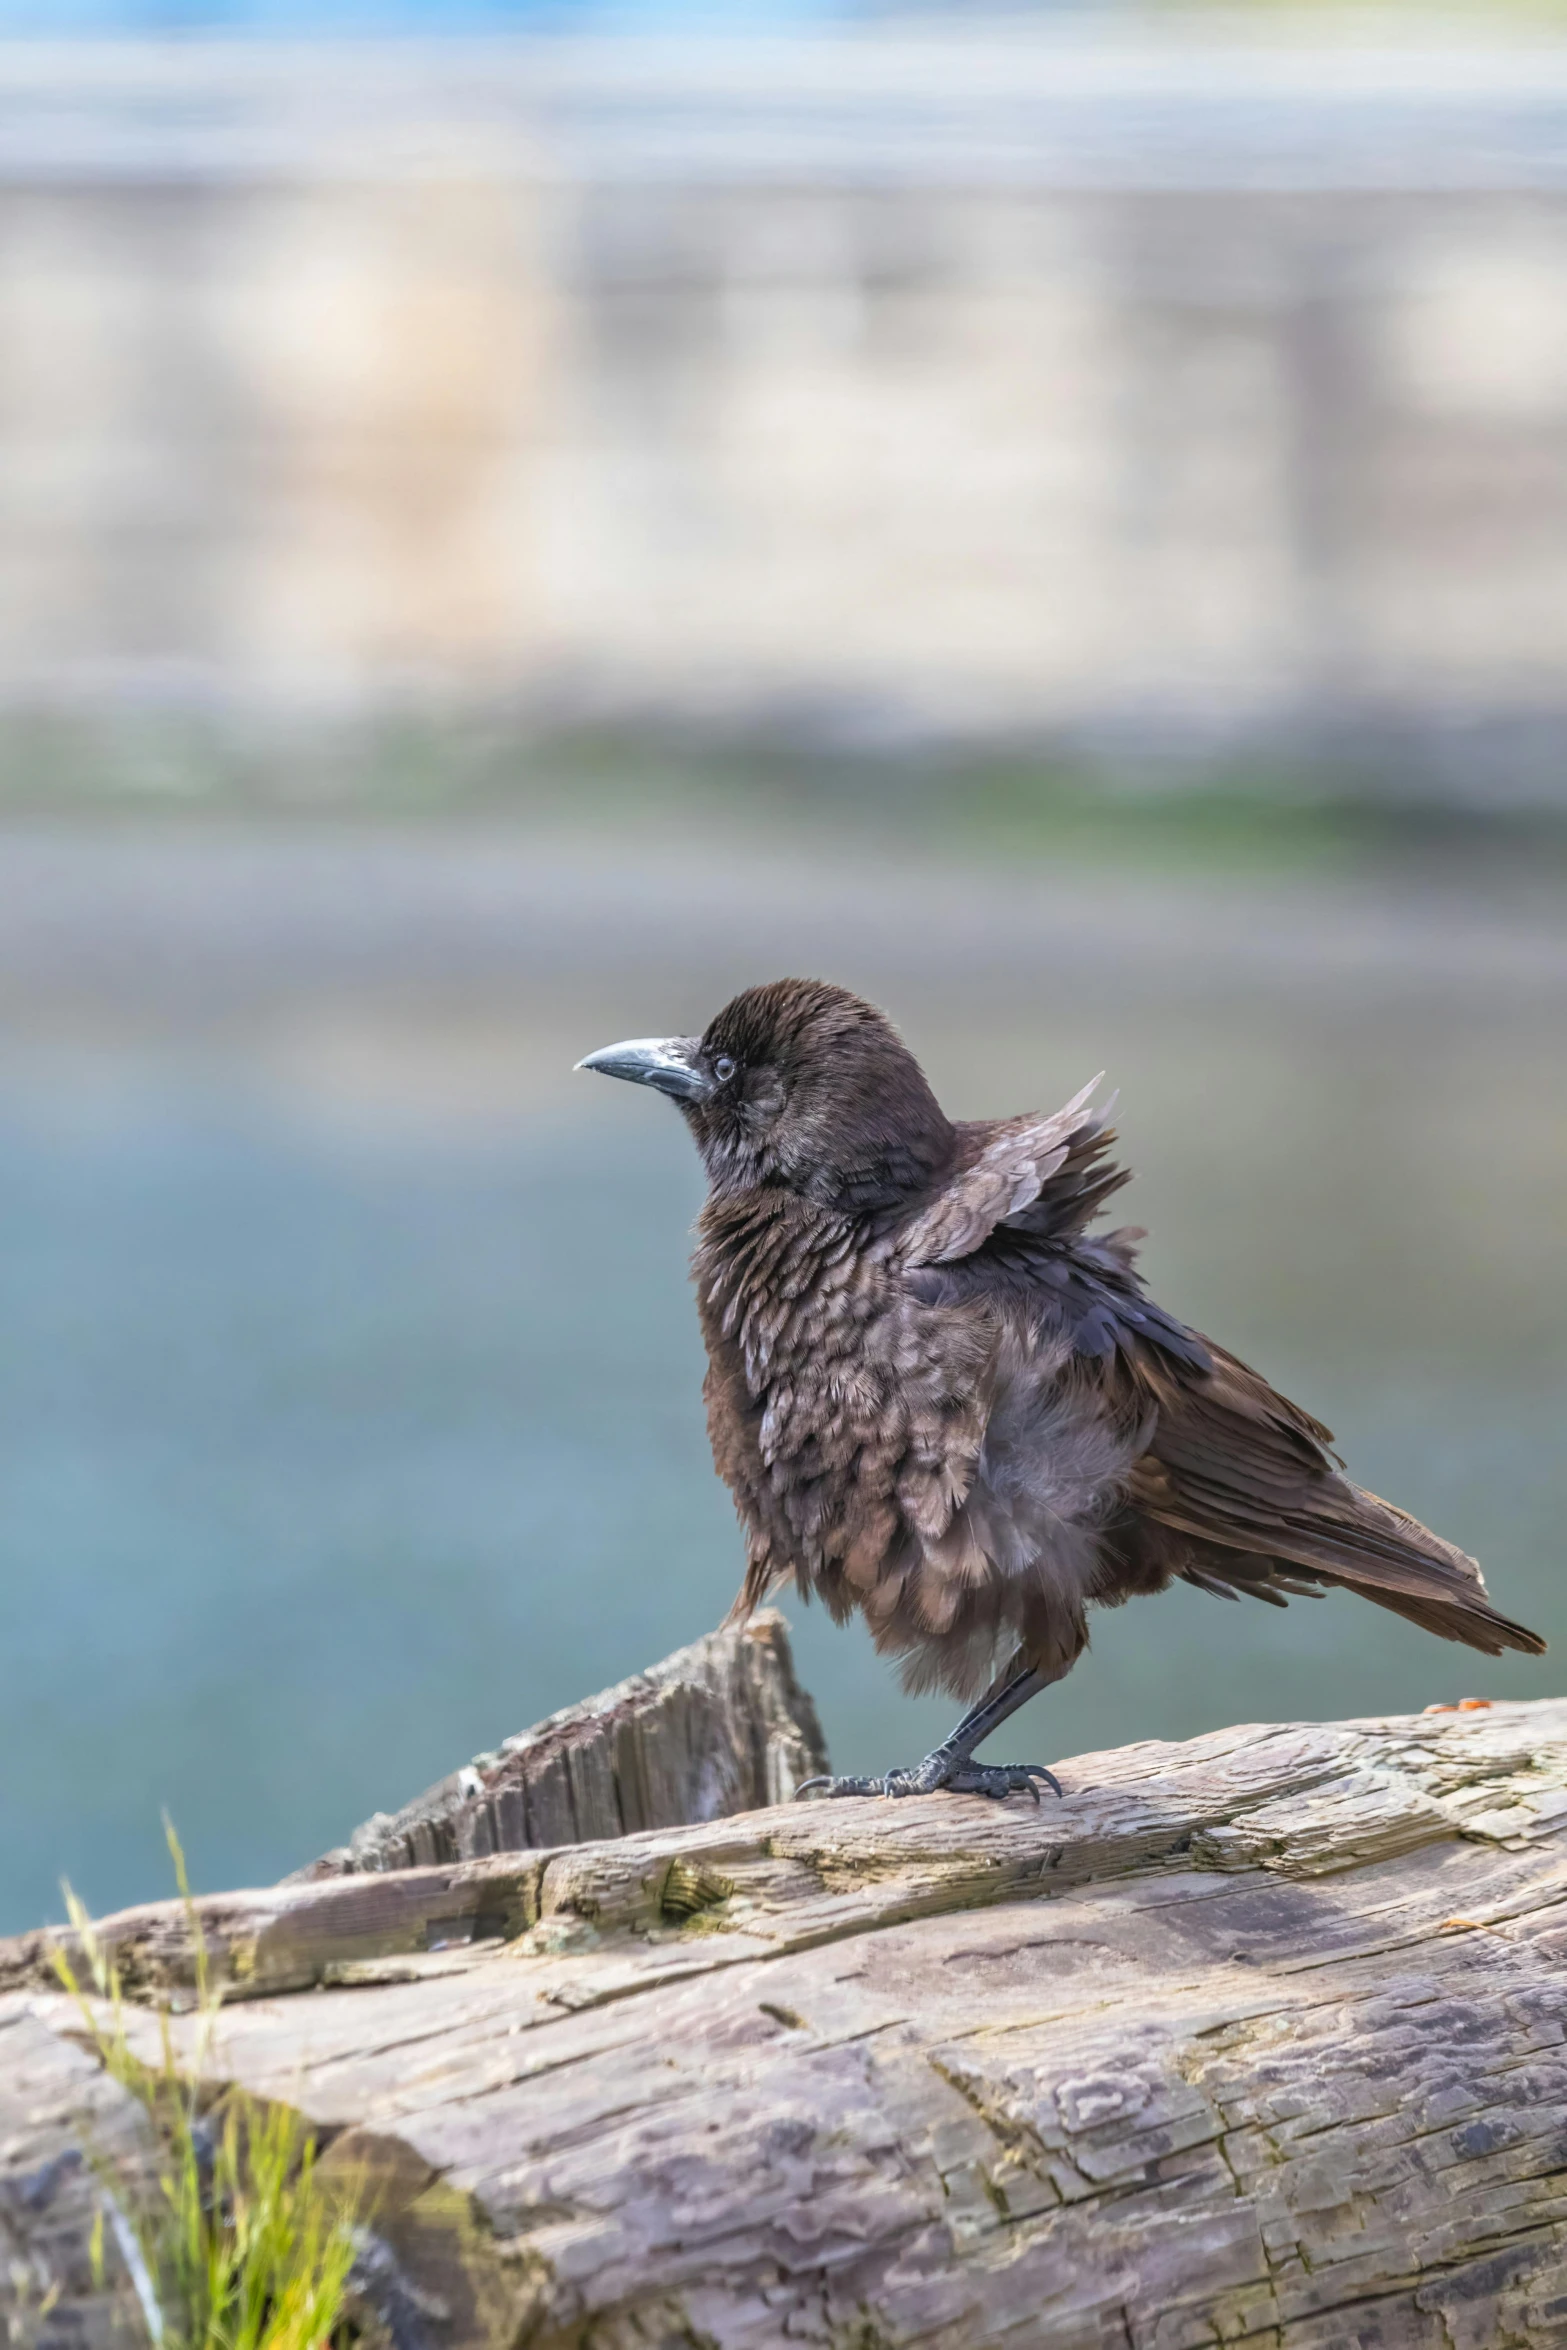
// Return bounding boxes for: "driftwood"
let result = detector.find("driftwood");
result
[7,1656,1567,2348]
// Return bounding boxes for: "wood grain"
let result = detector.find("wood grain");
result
[8,1691,1567,2348]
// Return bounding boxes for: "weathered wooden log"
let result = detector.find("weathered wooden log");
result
[290,1612,828,1880]
[8,1690,1567,2349]
[0,2002,160,2350]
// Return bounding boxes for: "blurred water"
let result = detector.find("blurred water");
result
[1,820,1564,1933]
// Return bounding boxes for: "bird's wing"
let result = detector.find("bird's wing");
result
[901,1077,1124,1266]
[900,1098,1542,1659]
[899,1079,1209,1372]
[1124,1337,1544,1657]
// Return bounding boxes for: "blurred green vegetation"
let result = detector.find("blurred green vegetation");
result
[2,708,1566,886]
[49,1829,359,2350]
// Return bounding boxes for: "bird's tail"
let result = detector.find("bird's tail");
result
[1193,1483,1545,1659]
[1324,1485,1544,1655]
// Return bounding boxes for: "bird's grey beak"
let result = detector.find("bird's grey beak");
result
[574,1035,712,1103]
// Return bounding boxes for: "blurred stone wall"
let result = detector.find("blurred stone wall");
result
[0,175,550,696]
[1,39,1565,792]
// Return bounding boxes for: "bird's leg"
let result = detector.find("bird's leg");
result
[900,1664,1060,1800]
[798,1657,1062,1804]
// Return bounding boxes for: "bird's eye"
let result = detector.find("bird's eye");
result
[713,1055,737,1084]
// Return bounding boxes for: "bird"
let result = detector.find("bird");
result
[577,978,1544,1802]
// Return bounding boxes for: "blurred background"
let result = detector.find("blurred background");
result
[1,0,1565,1933]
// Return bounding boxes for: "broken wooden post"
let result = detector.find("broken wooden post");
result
[290,1611,828,1880]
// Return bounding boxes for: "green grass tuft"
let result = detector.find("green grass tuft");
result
[50,1822,361,2350]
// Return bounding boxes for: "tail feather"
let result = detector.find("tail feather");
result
[1358,1584,1543,1658]
[1177,1482,1545,1659]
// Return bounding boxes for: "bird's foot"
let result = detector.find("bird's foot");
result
[937,1760,1063,1802]
[797,1756,1061,1803]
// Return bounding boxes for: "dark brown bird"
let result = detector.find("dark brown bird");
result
[579,979,1544,1800]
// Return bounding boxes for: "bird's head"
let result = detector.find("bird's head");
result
[577,978,953,1209]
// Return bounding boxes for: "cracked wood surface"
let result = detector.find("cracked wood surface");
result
[8,1697,1567,2349]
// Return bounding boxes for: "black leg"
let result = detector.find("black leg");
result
[798,1652,1064,1804]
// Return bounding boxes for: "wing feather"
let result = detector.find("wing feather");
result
[902,1076,1112,1266]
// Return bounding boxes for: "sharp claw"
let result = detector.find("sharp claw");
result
[795,1776,830,1798]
